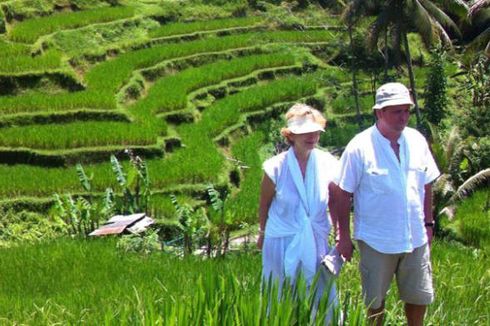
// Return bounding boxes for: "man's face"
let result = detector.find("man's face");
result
[377,104,411,133]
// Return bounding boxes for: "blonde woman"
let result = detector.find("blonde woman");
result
[258,103,339,319]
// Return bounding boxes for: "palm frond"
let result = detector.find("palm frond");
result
[433,20,453,46]
[434,173,456,198]
[439,168,490,219]
[367,7,392,51]
[450,168,490,203]
[469,0,490,18]
[439,0,469,16]
[419,0,463,39]
[412,0,437,47]
[464,27,490,57]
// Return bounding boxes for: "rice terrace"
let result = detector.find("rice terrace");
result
[0,0,488,324]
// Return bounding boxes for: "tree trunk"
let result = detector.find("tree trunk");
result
[384,29,389,81]
[402,31,422,130]
[348,21,362,131]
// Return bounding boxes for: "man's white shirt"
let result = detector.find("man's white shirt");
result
[338,125,440,254]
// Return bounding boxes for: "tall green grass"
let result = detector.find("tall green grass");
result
[0,238,487,324]
[0,49,62,74]
[9,6,135,43]
[85,30,339,93]
[0,90,117,115]
[0,30,336,114]
[148,16,263,38]
[0,73,325,197]
[0,39,31,57]
[228,131,265,225]
[47,17,159,56]
[455,189,490,250]
[0,119,166,150]
[130,52,298,115]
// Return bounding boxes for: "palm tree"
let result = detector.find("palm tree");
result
[341,1,381,131]
[467,0,490,58]
[365,0,463,130]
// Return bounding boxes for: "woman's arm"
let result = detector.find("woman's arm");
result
[257,174,275,250]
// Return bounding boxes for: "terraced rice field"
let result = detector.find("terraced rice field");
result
[0,1,391,220]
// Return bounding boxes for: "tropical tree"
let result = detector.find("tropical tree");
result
[340,1,380,130]
[365,0,463,129]
[466,0,490,59]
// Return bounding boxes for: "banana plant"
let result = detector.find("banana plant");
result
[110,151,151,215]
[170,194,208,256]
[207,184,236,257]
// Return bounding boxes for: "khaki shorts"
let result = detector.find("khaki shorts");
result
[358,241,434,309]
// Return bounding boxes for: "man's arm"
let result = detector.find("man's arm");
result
[333,184,354,261]
[328,182,338,239]
[424,183,434,246]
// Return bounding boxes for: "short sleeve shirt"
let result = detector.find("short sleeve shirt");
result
[337,125,440,254]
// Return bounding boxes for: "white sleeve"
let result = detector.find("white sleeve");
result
[262,156,278,185]
[337,142,362,194]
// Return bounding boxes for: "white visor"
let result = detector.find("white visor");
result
[287,116,324,134]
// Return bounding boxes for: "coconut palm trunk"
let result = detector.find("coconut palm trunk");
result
[347,21,363,130]
[402,31,422,130]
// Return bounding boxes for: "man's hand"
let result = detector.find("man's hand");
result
[336,236,354,262]
[257,234,264,250]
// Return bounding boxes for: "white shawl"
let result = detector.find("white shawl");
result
[267,148,330,283]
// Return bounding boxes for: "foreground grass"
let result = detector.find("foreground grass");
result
[0,238,487,324]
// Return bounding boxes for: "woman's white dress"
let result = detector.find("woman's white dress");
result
[262,147,339,317]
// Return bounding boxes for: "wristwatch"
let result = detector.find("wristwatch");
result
[424,221,435,228]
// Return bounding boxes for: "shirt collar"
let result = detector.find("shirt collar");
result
[373,124,406,146]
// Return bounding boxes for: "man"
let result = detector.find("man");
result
[335,82,440,326]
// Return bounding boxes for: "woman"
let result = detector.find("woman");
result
[258,103,339,318]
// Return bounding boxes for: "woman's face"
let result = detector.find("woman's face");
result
[289,131,321,151]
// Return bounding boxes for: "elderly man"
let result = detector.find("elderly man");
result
[335,82,440,326]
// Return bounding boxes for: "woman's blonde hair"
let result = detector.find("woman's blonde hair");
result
[280,103,326,143]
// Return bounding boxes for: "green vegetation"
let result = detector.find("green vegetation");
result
[148,16,264,38]
[0,0,488,323]
[0,49,62,74]
[454,190,490,250]
[0,120,165,150]
[0,239,487,324]
[228,131,265,225]
[45,17,159,56]
[9,6,135,43]
[0,39,30,57]
[130,52,298,114]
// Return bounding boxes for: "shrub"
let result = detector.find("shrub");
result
[0,209,66,246]
[424,48,448,126]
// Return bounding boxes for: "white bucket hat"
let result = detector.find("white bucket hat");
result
[373,82,414,110]
[287,115,325,134]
